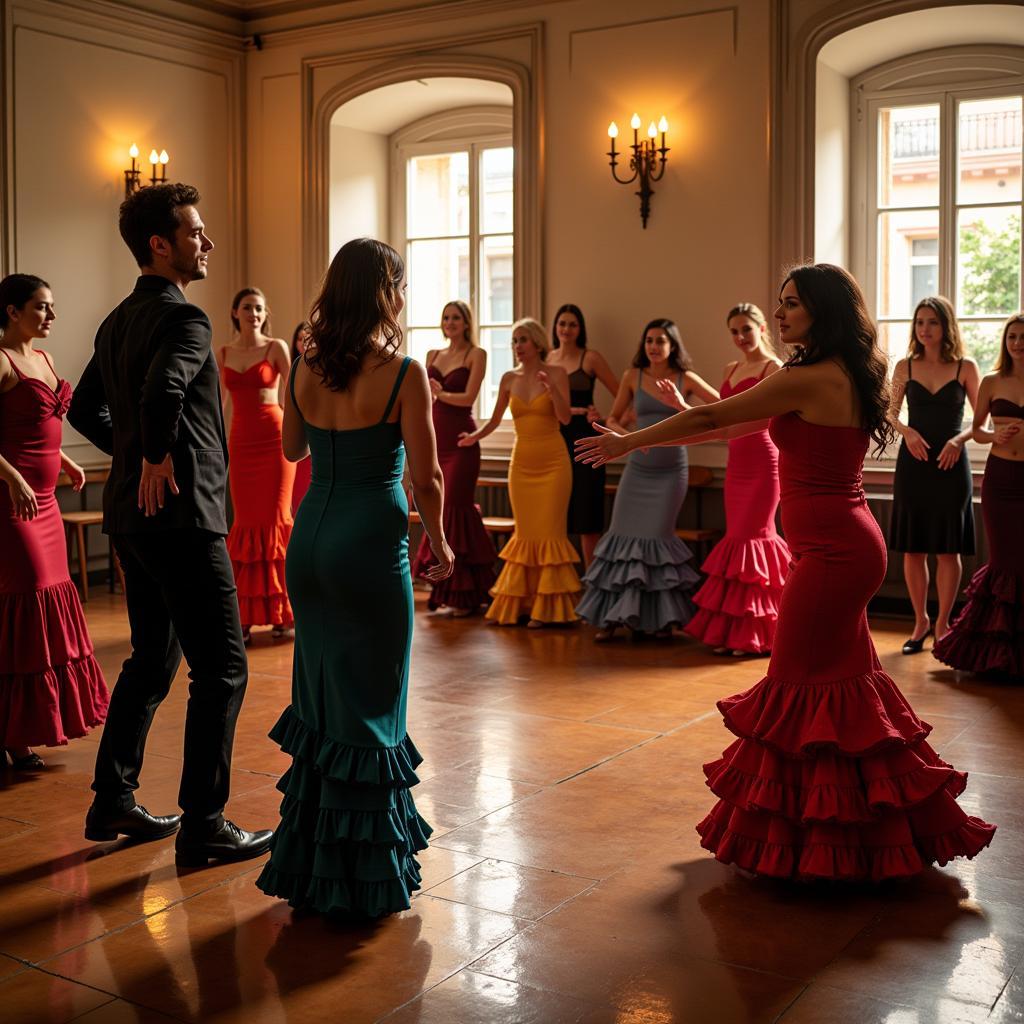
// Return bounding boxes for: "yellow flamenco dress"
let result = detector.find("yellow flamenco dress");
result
[486,391,582,624]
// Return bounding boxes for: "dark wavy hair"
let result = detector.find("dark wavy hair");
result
[782,264,894,456]
[231,286,271,335]
[551,303,588,349]
[994,313,1024,376]
[306,238,405,392]
[632,318,693,372]
[0,274,49,331]
[291,320,311,362]
[119,183,201,268]
[907,296,962,363]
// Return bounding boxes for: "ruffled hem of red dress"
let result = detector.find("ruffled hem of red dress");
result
[0,578,97,673]
[227,520,292,564]
[698,534,792,588]
[238,593,294,628]
[684,607,776,654]
[412,504,496,609]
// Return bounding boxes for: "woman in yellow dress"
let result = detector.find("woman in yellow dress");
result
[458,318,581,626]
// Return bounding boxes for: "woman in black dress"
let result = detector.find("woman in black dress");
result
[544,304,619,567]
[888,297,980,651]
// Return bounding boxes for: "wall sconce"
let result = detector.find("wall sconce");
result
[123,145,170,199]
[606,113,669,228]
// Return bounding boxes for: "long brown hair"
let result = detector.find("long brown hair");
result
[907,296,962,362]
[306,238,405,392]
[783,264,894,456]
[632,318,693,372]
[995,312,1024,376]
[442,300,476,346]
[231,287,270,334]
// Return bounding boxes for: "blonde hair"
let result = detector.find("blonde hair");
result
[995,312,1024,376]
[512,318,549,364]
[726,302,777,357]
[441,300,476,346]
[907,296,963,363]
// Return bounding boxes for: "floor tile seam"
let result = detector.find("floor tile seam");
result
[66,995,121,1022]
[806,970,999,1009]
[415,891,532,923]
[3,962,163,1017]
[661,708,725,737]
[551,734,668,785]
[528,880,601,924]
[416,855,489,895]
[424,708,663,737]
[770,981,811,1021]
[0,813,35,826]
[426,841,608,883]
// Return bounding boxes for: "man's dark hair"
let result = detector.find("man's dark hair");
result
[119,183,201,268]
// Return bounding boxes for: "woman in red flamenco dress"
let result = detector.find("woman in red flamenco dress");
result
[217,287,295,645]
[0,274,108,769]
[577,264,995,881]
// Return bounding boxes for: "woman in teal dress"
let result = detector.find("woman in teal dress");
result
[256,238,453,919]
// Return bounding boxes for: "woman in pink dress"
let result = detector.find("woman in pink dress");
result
[686,303,790,656]
[290,321,312,514]
[0,274,108,769]
[578,265,994,881]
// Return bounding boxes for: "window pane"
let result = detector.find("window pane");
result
[878,104,940,209]
[957,206,1022,316]
[407,328,439,369]
[480,147,514,234]
[877,209,940,317]
[480,326,513,416]
[480,235,514,325]
[407,152,469,237]
[958,96,1022,205]
[961,320,1008,375]
[878,322,911,370]
[407,238,469,326]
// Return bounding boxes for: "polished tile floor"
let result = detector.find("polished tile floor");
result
[2,593,1021,1023]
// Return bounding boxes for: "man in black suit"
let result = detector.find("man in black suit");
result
[69,183,271,865]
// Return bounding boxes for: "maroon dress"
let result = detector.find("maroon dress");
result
[0,352,108,747]
[412,362,495,610]
[697,414,994,880]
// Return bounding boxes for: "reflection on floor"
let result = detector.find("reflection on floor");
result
[1,592,1021,1023]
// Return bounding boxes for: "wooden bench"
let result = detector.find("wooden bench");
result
[61,510,125,601]
[408,510,515,545]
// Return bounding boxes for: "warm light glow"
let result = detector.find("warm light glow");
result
[129,143,139,159]
[159,150,169,165]
[149,149,159,164]
[630,113,641,130]
[607,121,619,139]
[647,121,657,138]
[658,116,669,133]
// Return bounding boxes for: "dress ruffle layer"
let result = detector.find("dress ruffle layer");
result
[576,534,697,632]
[412,504,496,610]
[485,536,581,625]
[697,669,996,881]
[228,521,294,627]
[685,535,790,654]
[256,706,431,918]
[933,565,1024,678]
[0,579,109,747]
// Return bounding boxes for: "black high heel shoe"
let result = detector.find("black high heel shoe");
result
[902,628,933,655]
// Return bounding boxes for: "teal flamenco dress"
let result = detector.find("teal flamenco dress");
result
[257,357,431,917]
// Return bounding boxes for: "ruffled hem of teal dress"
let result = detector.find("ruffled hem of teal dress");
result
[256,705,432,919]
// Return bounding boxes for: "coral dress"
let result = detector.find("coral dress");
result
[257,357,430,917]
[576,371,698,631]
[412,360,495,610]
[0,353,108,747]
[223,355,295,628]
[697,413,995,880]
[486,391,581,624]
[685,367,790,653]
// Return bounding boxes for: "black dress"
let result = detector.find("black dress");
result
[561,352,606,535]
[890,358,975,554]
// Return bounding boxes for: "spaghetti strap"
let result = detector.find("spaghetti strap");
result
[426,350,437,368]
[578,351,586,372]
[462,348,471,367]
[757,359,772,381]
[380,356,411,423]
[39,350,57,376]
[2,350,25,380]
[907,358,913,380]
[288,356,304,421]
[956,358,963,381]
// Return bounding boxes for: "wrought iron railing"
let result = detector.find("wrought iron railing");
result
[892,109,1022,159]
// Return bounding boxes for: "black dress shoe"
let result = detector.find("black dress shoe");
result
[902,628,933,655]
[174,820,273,867]
[85,804,181,842]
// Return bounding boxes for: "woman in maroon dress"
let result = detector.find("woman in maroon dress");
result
[412,301,495,614]
[578,264,994,880]
[0,274,108,769]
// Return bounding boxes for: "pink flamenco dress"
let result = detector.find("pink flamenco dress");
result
[0,354,108,748]
[685,368,790,653]
[697,413,995,880]
[223,355,295,629]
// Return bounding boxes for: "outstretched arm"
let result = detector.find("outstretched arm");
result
[458,373,511,445]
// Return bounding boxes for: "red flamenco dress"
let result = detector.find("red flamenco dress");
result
[0,355,108,747]
[223,356,295,628]
[685,369,790,653]
[697,413,995,880]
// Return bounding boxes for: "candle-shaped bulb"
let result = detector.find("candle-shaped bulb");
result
[647,121,657,138]
[607,121,619,139]
[630,113,641,130]
[129,143,139,159]
[658,116,669,133]
[149,149,159,164]
[159,149,169,165]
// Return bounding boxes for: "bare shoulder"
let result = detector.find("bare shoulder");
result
[961,357,981,378]
[468,345,487,363]
[543,362,569,380]
[892,357,909,379]
[723,359,739,376]
[762,359,783,377]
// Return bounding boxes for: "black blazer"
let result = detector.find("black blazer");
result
[69,275,229,535]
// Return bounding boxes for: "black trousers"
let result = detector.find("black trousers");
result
[91,530,248,829]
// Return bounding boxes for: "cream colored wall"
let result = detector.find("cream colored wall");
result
[3,1,243,462]
[814,61,850,266]
[328,124,389,259]
[245,0,774,400]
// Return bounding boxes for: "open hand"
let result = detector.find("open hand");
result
[138,454,179,517]
[654,378,687,411]
[423,538,455,582]
[457,431,478,448]
[64,458,87,492]
[585,404,601,424]
[936,439,963,470]
[574,423,631,467]
[536,370,552,392]
[994,421,1022,446]
[5,472,38,521]
[903,427,930,461]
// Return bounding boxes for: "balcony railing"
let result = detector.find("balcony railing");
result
[892,109,1022,159]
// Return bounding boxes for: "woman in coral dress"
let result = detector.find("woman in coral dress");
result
[578,264,995,880]
[934,313,1024,678]
[289,321,312,514]
[412,301,495,614]
[686,303,789,656]
[217,287,295,644]
[0,274,108,769]
[577,318,715,641]
[460,318,581,626]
